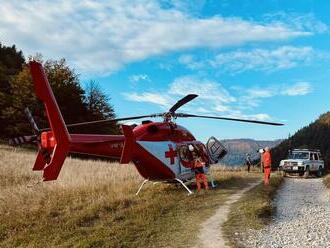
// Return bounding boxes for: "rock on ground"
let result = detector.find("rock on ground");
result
[245,178,330,248]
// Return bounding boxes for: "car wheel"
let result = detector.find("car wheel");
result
[303,166,310,178]
[316,167,323,177]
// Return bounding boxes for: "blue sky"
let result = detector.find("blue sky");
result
[1,0,330,142]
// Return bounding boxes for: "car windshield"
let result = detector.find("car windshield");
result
[289,152,309,159]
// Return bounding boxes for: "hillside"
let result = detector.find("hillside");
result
[272,112,330,169]
[221,139,282,166]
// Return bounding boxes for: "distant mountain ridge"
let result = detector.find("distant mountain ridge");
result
[220,138,282,166]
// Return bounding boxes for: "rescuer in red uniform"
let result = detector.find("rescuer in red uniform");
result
[194,158,209,191]
[189,145,209,191]
[262,147,272,185]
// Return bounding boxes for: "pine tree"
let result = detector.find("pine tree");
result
[272,112,330,170]
[0,43,25,137]
[1,44,120,139]
[84,81,119,134]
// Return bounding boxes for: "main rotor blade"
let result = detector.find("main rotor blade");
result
[175,113,284,126]
[40,113,164,131]
[169,94,198,113]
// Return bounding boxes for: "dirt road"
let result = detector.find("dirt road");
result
[246,178,330,248]
[195,181,260,248]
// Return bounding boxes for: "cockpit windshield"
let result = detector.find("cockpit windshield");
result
[289,152,309,159]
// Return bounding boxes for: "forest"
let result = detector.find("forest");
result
[0,43,119,140]
[272,112,330,169]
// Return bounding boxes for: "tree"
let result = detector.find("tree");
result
[44,58,87,126]
[2,57,88,137]
[0,43,25,137]
[272,112,330,170]
[84,81,120,134]
[0,46,120,139]
[2,64,39,137]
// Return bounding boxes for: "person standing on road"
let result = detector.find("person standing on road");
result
[245,153,252,172]
[262,147,272,185]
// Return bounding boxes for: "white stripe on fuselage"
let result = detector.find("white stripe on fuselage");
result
[137,141,179,174]
[137,141,208,181]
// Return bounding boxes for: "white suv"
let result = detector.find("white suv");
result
[279,149,325,178]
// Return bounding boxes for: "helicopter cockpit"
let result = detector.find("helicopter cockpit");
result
[177,137,227,169]
[177,143,208,168]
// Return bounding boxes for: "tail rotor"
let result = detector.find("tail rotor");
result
[8,107,40,146]
[24,107,40,135]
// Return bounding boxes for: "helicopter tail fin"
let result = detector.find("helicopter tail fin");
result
[29,61,71,181]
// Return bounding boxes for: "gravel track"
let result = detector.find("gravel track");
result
[245,178,330,248]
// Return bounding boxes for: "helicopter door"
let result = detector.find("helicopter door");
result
[206,136,227,164]
[177,144,195,169]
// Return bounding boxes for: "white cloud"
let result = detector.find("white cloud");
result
[210,46,314,73]
[263,12,328,34]
[178,54,205,70]
[226,111,272,122]
[129,74,150,83]
[122,75,278,123]
[281,82,312,96]
[122,92,172,109]
[169,76,235,103]
[123,76,234,115]
[246,88,275,99]
[240,82,313,108]
[0,0,317,74]
[249,113,272,121]
[123,76,313,122]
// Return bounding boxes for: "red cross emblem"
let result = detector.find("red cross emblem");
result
[165,144,177,165]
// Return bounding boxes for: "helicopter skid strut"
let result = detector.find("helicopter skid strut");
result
[174,178,193,195]
[208,174,217,188]
[136,179,149,196]
[135,178,193,196]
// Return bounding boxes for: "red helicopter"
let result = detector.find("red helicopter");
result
[10,61,283,195]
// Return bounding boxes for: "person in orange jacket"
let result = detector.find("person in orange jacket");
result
[194,157,209,191]
[262,147,272,185]
[189,145,209,191]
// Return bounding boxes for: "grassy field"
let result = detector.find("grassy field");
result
[0,144,262,247]
[223,173,283,247]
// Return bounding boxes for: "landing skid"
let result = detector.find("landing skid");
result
[175,178,193,195]
[136,179,149,196]
[135,178,193,196]
[208,173,217,188]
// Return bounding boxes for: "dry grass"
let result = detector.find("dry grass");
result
[223,173,284,248]
[324,173,330,189]
[0,144,261,247]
